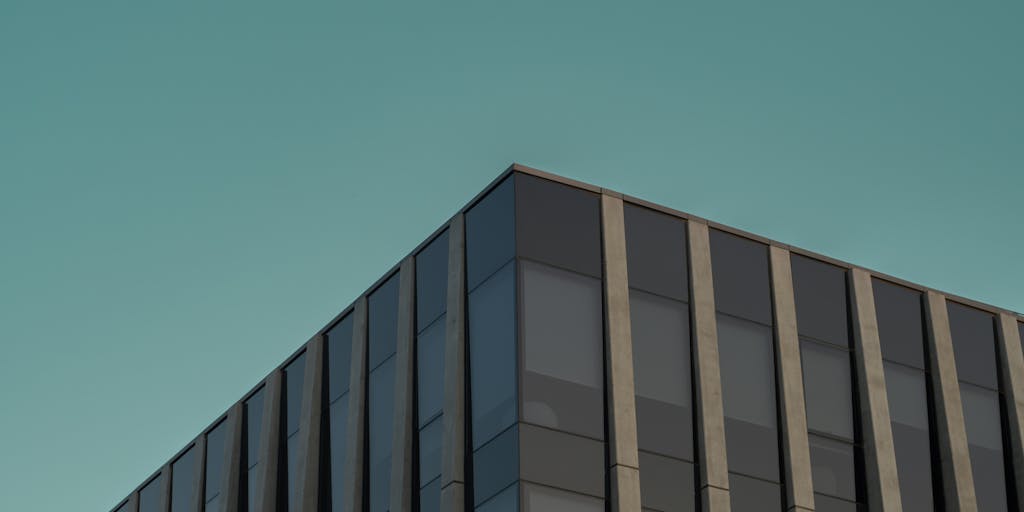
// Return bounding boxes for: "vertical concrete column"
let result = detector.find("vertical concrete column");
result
[115,493,139,512]
[190,436,207,512]
[924,291,977,512]
[848,268,903,512]
[221,402,244,512]
[294,334,325,511]
[996,313,1024,510]
[390,258,417,512]
[254,370,283,512]
[767,246,815,512]
[600,193,642,512]
[159,464,172,512]
[686,221,731,512]
[343,297,369,512]
[441,214,467,512]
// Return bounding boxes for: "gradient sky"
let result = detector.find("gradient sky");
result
[1,2,1022,510]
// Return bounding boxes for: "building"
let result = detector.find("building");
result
[111,164,1024,512]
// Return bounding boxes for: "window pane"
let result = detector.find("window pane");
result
[523,483,604,512]
[418,416,443,487]
[884,363,934,512]
[791,254,850,347]
[139,473,165,512]
[171,446,196,512]
[718,314,779,481]
[369,274,401,370]
[368,356,396,512]
[515,173,601,277]
[520,424,605,498]
[245,387,265,510]
[284,353,306,437]
[729,473,781,512]
[947,302,999,389]
[468,262,517,449]
[801,341,855,440]
[417,230,449,331]
[466,175,514,290]
[814,493,858,512]
[960,383,1009,512]
[631,289,693,460]
[329,393,349,512]
[327,314,354,402]
[417,315,446,427]
[472,426,519,506]
[522,261,604,439]
[419,477,441,512]
[205,420,226,504]
[709,229,772,325]
[623,203,688,301]
[808,434,857,502]
[476,484,518,512]
[638,451,696,512]
[872,279,926,369]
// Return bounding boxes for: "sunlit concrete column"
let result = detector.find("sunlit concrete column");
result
[441,214,467,512]
[390,258,416,512]
[686,221,731,512]
[768,246,815,512]
[254,370,283,512]
[849,268,903,511]
[996,313,1024,510]
[294,334,325,511]
[924,291,977,511]
[190,435,207,512]
[221,402,243,512]
[343,297,369,512]
[600,193,641,512]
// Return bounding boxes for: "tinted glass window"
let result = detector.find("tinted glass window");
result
[631,289,693,461]
[808,434,857,501]
[416,230,449,331]
[729,473,781,512]
[476,484,518,512]
[245,388,265,509]
[472,426,519,506]
[718,314,779,482]
[801,341,855,440]
[515,173,601,277]
[522,483,604,512]
[419,478,441,512]
[417,315,446,426]
[419,416,443,488]
[710,229,771,325]
[368,357,396,512]
[623,204,688,301]
[960,383,1009,512]
[468,262,517,449]
[520,424,605,498]
[170,447,196,512]
[814,494,858,512]
[205,420,227,505]
[284,353,306,436]
[884,363,934,512]
[521,261,604,440]
[113,500,131,512]
[947,302,999,389]
[327,314,354,402]
[466,176,514,290]
[791,255,850,347]
[638,451,696,512]
[139,473,165,512]
[329,394,349,512]
[872,279,927,369]
[369,274,400,370]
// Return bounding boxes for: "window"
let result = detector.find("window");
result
[170,446,196,512]
[522,483,604,512]
[872,279,927,369]
[139,473,165,512]
[515,174,601,278]
[417,230,450,331]
[472,426,519,507]
[416,231,448,512]
[325,314,353,512]
[728,474,782,512]
[948,303,1000,389]
[623,203,688,301]
[283,353,306,510]
[519,424,605,499]
[244,388,265,511]
[205,419,228,511]
[709,229,772,325]
[367,273,400,512]
[466,176,514,290]
[638,451,696,512]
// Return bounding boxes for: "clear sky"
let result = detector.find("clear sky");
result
[1,2,1021,510]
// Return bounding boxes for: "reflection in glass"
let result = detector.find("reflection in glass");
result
[327,315,354,402]
[808,434,857,501]
[417,316,446,426]
[473,426,519,506]
[800,341,854,440]
[283,353,306,510]
[729,473,781,512]
[329,394,349,512]
[476,484,518,512]
[469,262,517,449]
[466,176,514,290]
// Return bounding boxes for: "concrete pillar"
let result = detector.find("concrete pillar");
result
[113,493,138,512]
[924,291,977,511]
[996,313,1024,510]
[294,334,325,511]
[390,258,417,512]
[600,193,641,512]
[343,297,369,512]
[767,246,815,512]
[254,370,283,512]
[221,403,244,512]
[686,221,731,512]
[441,214,467,512]
[848,268,903,511]
[190,436,207,512]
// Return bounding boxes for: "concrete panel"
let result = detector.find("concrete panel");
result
[190,436,206,512]
[342,297,369,512]
[221,403,243,512]
[767,246,816,511]
[924,291,977,512]
[849,268,903,511]
[254,370,282,512]
[686,221,730,512]
[294,334,325,511]
[389,258,416,512]
[441,214,466,500]
[601,194,641,512]
[996,313,1024,510]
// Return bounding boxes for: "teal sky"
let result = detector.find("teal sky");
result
[2,2,1022,510]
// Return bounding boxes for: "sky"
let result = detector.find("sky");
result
[1,1,1022,510]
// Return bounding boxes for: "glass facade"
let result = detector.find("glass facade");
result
[416,230,449,512]
[325,313,353,512]
[244,387,265,511]
[170,446,196,512]
[205,419,227,511]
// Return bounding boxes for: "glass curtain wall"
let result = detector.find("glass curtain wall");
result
[324,314,354,512]
[415,230,449,512]
[367,275,401,512]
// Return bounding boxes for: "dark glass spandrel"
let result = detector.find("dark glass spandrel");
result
[884,363,934,512]
[170,446,196,512]
[522,483,604,512]
[520,424,605,498]
[515,173,601,277]
[791,254,850,347]
[417,229,450,331]
[717,314,780,482]
[284,353,306,437]
[623,203,688,301]
[476,484,518,512]
[872,279,927,369]
[631,289,693,461]
[418,416,443,487]
[417,315,446,426]
[800,341,855,440]
[368,274,400,370]
[960,383,1009,512]
[205,419,227,504]
[947,302,999,389]
[638,451,696,512]
[329,393,349,512]
[814,493,858,512]
[472,426,519,506]
[808,434,857,502]
[327,314,354,402]
[466,176,514,291]
[139,473,165,512]
[521,261,605,440]
[709,229,772,325]
[729,473,782,512]
[368,357,396,512]
[468,262,517,449]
